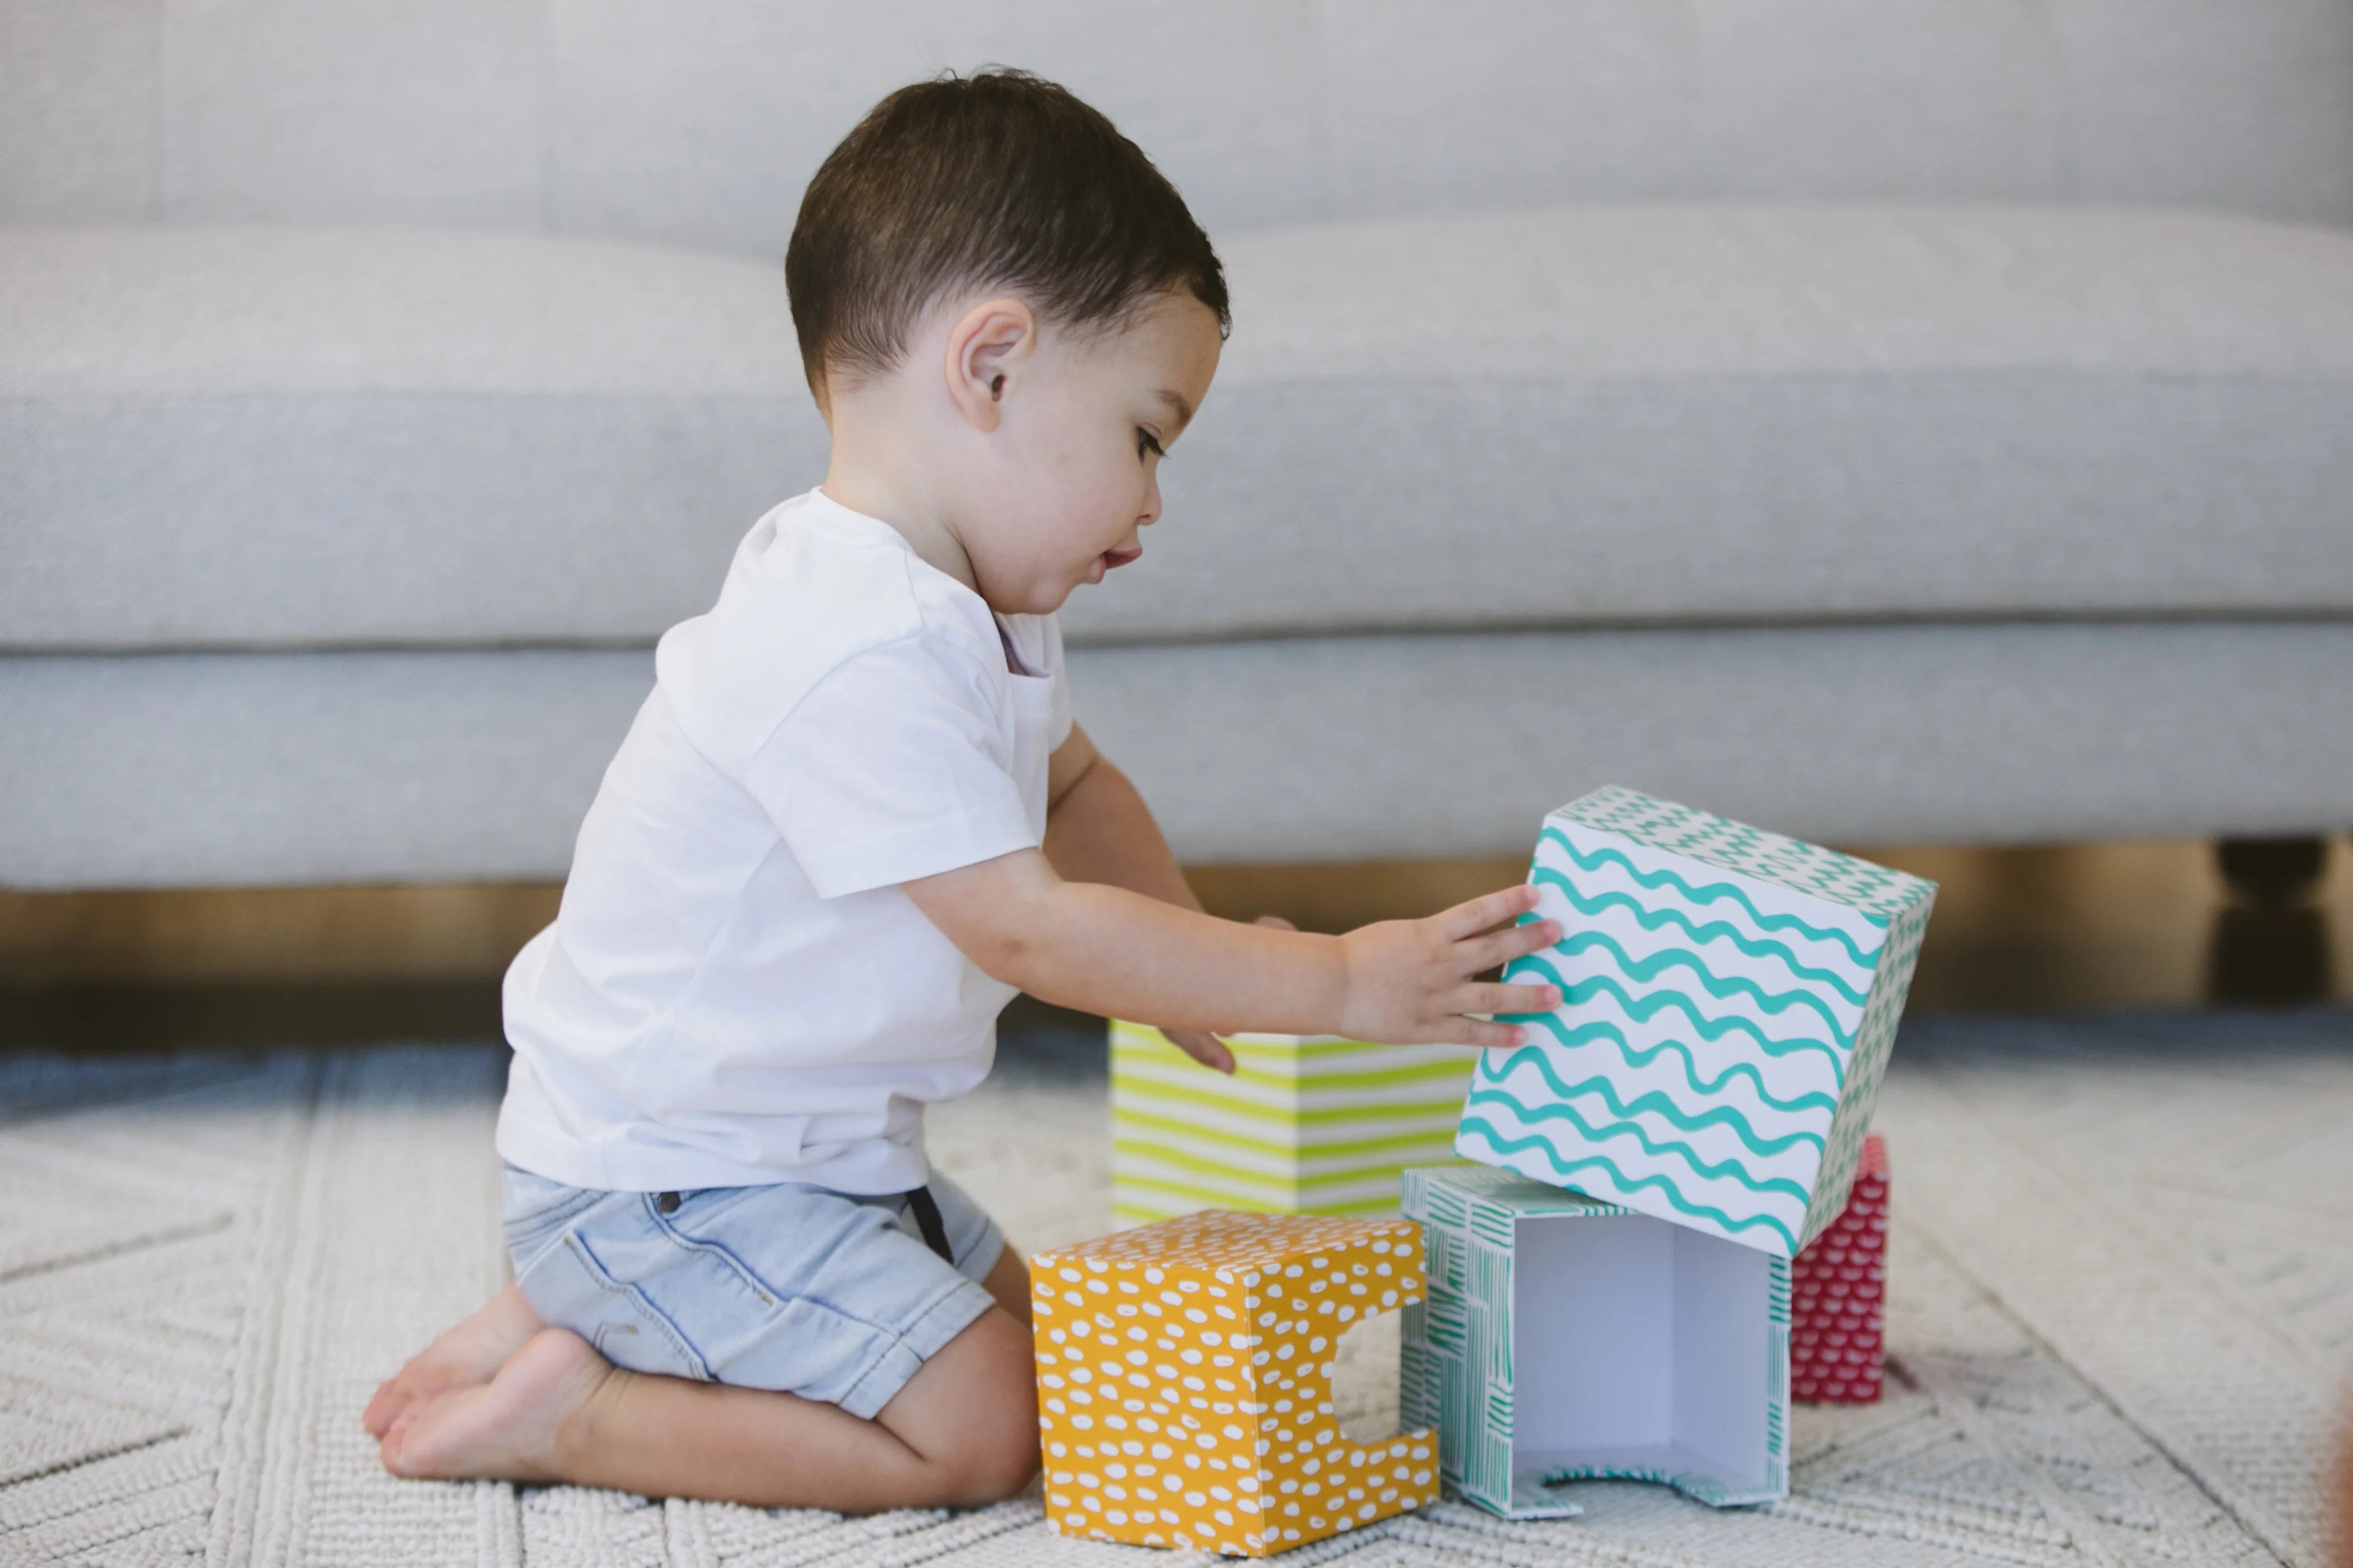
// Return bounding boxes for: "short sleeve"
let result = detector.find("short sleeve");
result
[745,635,1037,899]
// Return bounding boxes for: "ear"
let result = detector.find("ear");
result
[943,297,1037,433]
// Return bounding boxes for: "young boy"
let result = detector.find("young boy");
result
[363,71,1561,1512]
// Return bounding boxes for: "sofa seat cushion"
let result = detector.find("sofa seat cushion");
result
[6,208,2353,651]
[6,622,2349,886]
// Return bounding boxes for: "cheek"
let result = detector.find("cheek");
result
[1002,398,1148,558]
[1052,442,1146,525]
[1008,473,1125,575]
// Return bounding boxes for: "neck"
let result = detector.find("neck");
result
[816,385,979,594]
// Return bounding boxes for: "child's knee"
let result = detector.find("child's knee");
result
[948,1424,1041,1505]
[912,1308,1041,1504]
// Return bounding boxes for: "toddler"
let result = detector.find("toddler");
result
[363,70,1562,1512]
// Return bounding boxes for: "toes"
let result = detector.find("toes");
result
[379,1409,425,1477]
[363,1323,531,1439]
[363,1373,415,1438]
[381,1391,475,1480]
[375,1330,607,1486]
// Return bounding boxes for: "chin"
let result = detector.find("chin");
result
[1000,580,1075,617]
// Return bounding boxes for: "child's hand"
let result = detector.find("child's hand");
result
[1159,1027,1235,1073]
[1334,885,1562,1048]
[1159,916,1298,1075]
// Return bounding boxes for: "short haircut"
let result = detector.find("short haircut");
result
[785,69,1229,398]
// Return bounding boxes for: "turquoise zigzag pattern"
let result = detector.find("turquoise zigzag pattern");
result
[1462,1087,1814,1200]
[1529,869,1872,1005]
[1538,828,1882,968]
[1456,1114,1803,1253]
[1501,956,1850,1087]
[1544,929,1857,1043]
[1481,1026,1839,1115]
[1478,1046,1826,1156]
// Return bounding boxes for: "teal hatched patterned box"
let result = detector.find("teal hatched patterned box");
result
[1400,1164,1790,1515]
[1457,786,1935,1258]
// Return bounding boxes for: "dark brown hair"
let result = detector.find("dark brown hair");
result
[785,69,1229,397]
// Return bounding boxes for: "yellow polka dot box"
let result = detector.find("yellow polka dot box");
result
[1029,1210,1441,1555]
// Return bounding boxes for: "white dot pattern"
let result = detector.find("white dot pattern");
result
[1030,1210,1438,1556]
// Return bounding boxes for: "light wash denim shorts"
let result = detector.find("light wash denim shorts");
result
[501,1164,1007,1420]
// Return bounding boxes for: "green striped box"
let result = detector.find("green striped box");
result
[1110,1021,1478,1229]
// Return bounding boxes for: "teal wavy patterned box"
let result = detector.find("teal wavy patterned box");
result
[1456,786,1935,1258]
[1401,1164,1790,1515]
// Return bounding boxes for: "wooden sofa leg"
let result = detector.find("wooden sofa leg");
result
[2217,836,2330,908]
[2208,836,2336,1005]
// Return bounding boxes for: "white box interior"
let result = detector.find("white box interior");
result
[1512,1210,1772,1494]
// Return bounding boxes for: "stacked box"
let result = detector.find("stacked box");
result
[1790,1132,1889,1403]
[1030,1210,1440,1556]
[1401,1164,1789,1514]
[1110,1020,1476,1228]
[1459,786,1936,1257]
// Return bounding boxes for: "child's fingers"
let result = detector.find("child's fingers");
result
[1437,1014,1528,1050]
[1463,919,1559,974]
[1433,883,1541,939]
[1458,981,1561,1018]
[1161,1026,1236,1075]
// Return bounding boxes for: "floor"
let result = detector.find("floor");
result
[2,842,2349,1562]
[3,1010,2347,1566]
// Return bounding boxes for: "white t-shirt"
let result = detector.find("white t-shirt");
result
[496,488,1073,1195]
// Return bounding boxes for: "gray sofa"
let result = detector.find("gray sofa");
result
[6,1,2351,889]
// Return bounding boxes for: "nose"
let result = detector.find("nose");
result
[1141,472,1163,528]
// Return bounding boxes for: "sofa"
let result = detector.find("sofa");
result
[5,1,2350,889]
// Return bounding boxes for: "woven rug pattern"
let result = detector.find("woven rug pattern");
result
[1,1011,2347,1566]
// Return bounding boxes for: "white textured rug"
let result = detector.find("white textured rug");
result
[2,1011,2348,1567]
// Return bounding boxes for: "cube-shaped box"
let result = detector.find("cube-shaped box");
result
[1030,1210,1440,1555]
[1112,1019,1476,1228]
[1791,1132,1889,1403]
[1458,786,1935,1258]
[1401,1164,1790,1515]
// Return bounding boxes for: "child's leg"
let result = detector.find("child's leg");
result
[382,1245,1039,1509]
[370,1228,1030,1445]
[363,1282,543,1438]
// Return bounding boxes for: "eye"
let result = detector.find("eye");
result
[1137,428,1165,460]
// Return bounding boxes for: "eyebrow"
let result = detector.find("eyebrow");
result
[1153,388,1196,432]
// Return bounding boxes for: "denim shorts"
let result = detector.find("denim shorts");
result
[501,1165,1007,1420]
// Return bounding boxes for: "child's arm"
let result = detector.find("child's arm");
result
[1038,724,1199,914]
[903,839,1561,1049]
[1039,725,1289,1070]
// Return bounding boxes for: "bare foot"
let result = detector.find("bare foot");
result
[363,1283,544,1439]
[381,1327,617,1482]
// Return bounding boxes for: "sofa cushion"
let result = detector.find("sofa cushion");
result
[6,208,2353,650]
[1079,204,2353,641]
[0,226,826,649]
[6,622,2349,886]
[13,1,2353,242]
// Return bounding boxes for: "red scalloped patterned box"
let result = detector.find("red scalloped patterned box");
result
[1790,1133,1888,1403]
